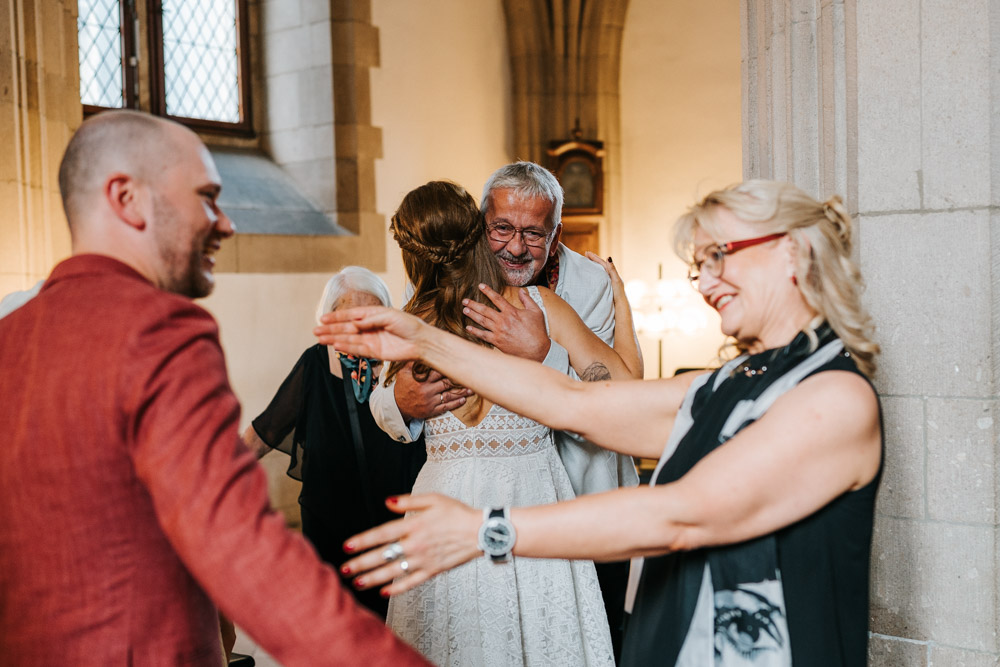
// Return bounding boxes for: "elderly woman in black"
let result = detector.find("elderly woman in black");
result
[316,180,882,666]
[242,266,425,618]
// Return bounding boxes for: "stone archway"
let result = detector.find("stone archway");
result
[501,0,629,253]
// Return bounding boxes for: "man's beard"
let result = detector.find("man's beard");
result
[152,195,215,298]
[495,248,541,287]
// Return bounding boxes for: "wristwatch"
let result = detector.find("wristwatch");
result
[477,507,516,563]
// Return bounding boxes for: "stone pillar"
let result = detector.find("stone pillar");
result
[259,0,383,231]
[0,0,79,297]
[330,0,382,240]
[741,0,856,203]
[743,1,998,663]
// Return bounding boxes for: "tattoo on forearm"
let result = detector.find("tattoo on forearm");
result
[580,362,611,382]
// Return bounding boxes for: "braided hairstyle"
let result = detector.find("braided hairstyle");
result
[384,181,508,386]
[673,180,880,377]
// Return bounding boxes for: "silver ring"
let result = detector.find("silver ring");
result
[399,560,409,572]
[381,542,405,562]
[439,393,444,404]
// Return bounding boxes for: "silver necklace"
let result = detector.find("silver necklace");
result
[731,361,768,378]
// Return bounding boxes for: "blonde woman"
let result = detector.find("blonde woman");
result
[321,181,882,667]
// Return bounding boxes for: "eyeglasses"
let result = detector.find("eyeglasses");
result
[687,232,787,288]
[486,222,553,248]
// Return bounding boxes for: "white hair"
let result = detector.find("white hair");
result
[480,161,564,230]
[315,266,392,324]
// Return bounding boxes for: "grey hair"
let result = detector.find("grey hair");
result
[315,266,393,324]
[480,161,564,230]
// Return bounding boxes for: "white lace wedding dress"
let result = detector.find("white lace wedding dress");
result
[387,288,614,667]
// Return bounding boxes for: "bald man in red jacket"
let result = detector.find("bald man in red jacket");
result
[0,110,429,666]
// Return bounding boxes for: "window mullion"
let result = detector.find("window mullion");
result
[122,0,139,108]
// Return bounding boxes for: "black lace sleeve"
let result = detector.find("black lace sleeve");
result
[251,351,308,459]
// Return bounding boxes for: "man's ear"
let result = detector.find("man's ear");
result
[105,174,146,230]
[548,222,563,257]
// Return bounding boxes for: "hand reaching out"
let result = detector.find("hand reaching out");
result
[315,306,425,361]
[339,494,482,597]
[316,307,472,422]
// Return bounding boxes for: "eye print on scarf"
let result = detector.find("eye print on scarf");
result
[713,584,789,665]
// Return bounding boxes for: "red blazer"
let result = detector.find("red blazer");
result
[0,255,428,666]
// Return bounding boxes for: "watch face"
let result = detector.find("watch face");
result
[481,518,514,556]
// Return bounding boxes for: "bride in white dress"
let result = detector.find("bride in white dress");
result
[380,181,642,666]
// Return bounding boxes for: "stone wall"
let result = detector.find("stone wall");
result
[743,1,999,663]
[224,0,388,274]
[0,0,78,297]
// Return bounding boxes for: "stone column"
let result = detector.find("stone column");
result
[741,0,856,203]
[743,1,998,664]
[330,0,382,241]
[0,0,78,297]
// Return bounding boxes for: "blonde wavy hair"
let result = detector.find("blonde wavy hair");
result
[673,180,879,377]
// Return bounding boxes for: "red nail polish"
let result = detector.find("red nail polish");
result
[354,578,366,588]
[380,589,391,598]
[386,496,398,504]
[340,566,351,576]
[344,541,356,553]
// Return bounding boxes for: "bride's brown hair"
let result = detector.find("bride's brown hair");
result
[384,181,508,386]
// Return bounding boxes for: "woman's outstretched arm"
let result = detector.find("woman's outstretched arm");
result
[338,370,880,597]
[315,307,693,458]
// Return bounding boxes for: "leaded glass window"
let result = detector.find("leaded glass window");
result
[76,0,251,134]
[77,0,125,108]
[161,0,241,123]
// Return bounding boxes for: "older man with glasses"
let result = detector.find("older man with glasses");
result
[369,160,639,659]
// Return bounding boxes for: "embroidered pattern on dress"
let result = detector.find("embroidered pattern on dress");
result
[425,409,552,460]
[387,285,614,666]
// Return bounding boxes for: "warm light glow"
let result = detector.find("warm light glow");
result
[627,277,713,339]
[643,311,668,336]
[677,309,708,335]
[654,278,688,306]
[625,279,648,304]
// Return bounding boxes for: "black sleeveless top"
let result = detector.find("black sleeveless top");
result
[622,326,882,666]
